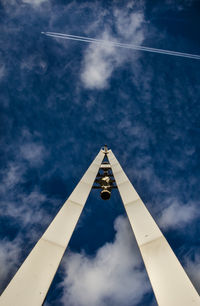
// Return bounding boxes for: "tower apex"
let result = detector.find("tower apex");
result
[102,144,109,154]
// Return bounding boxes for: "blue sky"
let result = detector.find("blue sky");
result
[0,0,200,305]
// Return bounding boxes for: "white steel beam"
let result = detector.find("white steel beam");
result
[108,149,200,306]
[0,150,104,306]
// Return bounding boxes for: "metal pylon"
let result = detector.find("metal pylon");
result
[0,147,199,306]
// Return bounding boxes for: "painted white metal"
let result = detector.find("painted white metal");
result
[108,149,200,306]
[0,150,104,306]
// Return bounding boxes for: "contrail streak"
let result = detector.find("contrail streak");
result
[41,32,200,60]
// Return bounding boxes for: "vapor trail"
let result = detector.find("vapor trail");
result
[41,32,200,60]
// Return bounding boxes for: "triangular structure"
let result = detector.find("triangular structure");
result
[0,147,199,306]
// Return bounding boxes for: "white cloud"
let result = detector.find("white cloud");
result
[165,0,194,11]
[184,253,200,293]
[22,0,48,6]
[0,185,51,231]
[21,55,47,75]
[159,201,199,229]
[0,131,46,193]
[19,142,46,165]
[0,162,26,193]
[0,130,51,230]
[61,216,150,306]
[81,32,118,89]
[81,9,145,89]
[2,0,48,8]
[0,64,6,80]
[0,239,21,292]
[114,9,144,41]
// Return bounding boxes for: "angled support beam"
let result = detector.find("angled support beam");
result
[108,150,200,306]
[0,150,104,306]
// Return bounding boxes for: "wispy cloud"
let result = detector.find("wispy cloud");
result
[19,142,46,165]
[80,32,118,89]
[61,216,150,306]
[80,8,145,89]
[0,130,51,229]
[21,55,47,74]
[22,0,48,6]
[0,162,26,193]
[158,200,199,229]
[184,252,200,293]
[164,0,195,11]
[0,130,56,291]
[0,64,6,81]
[0,238,21,292]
